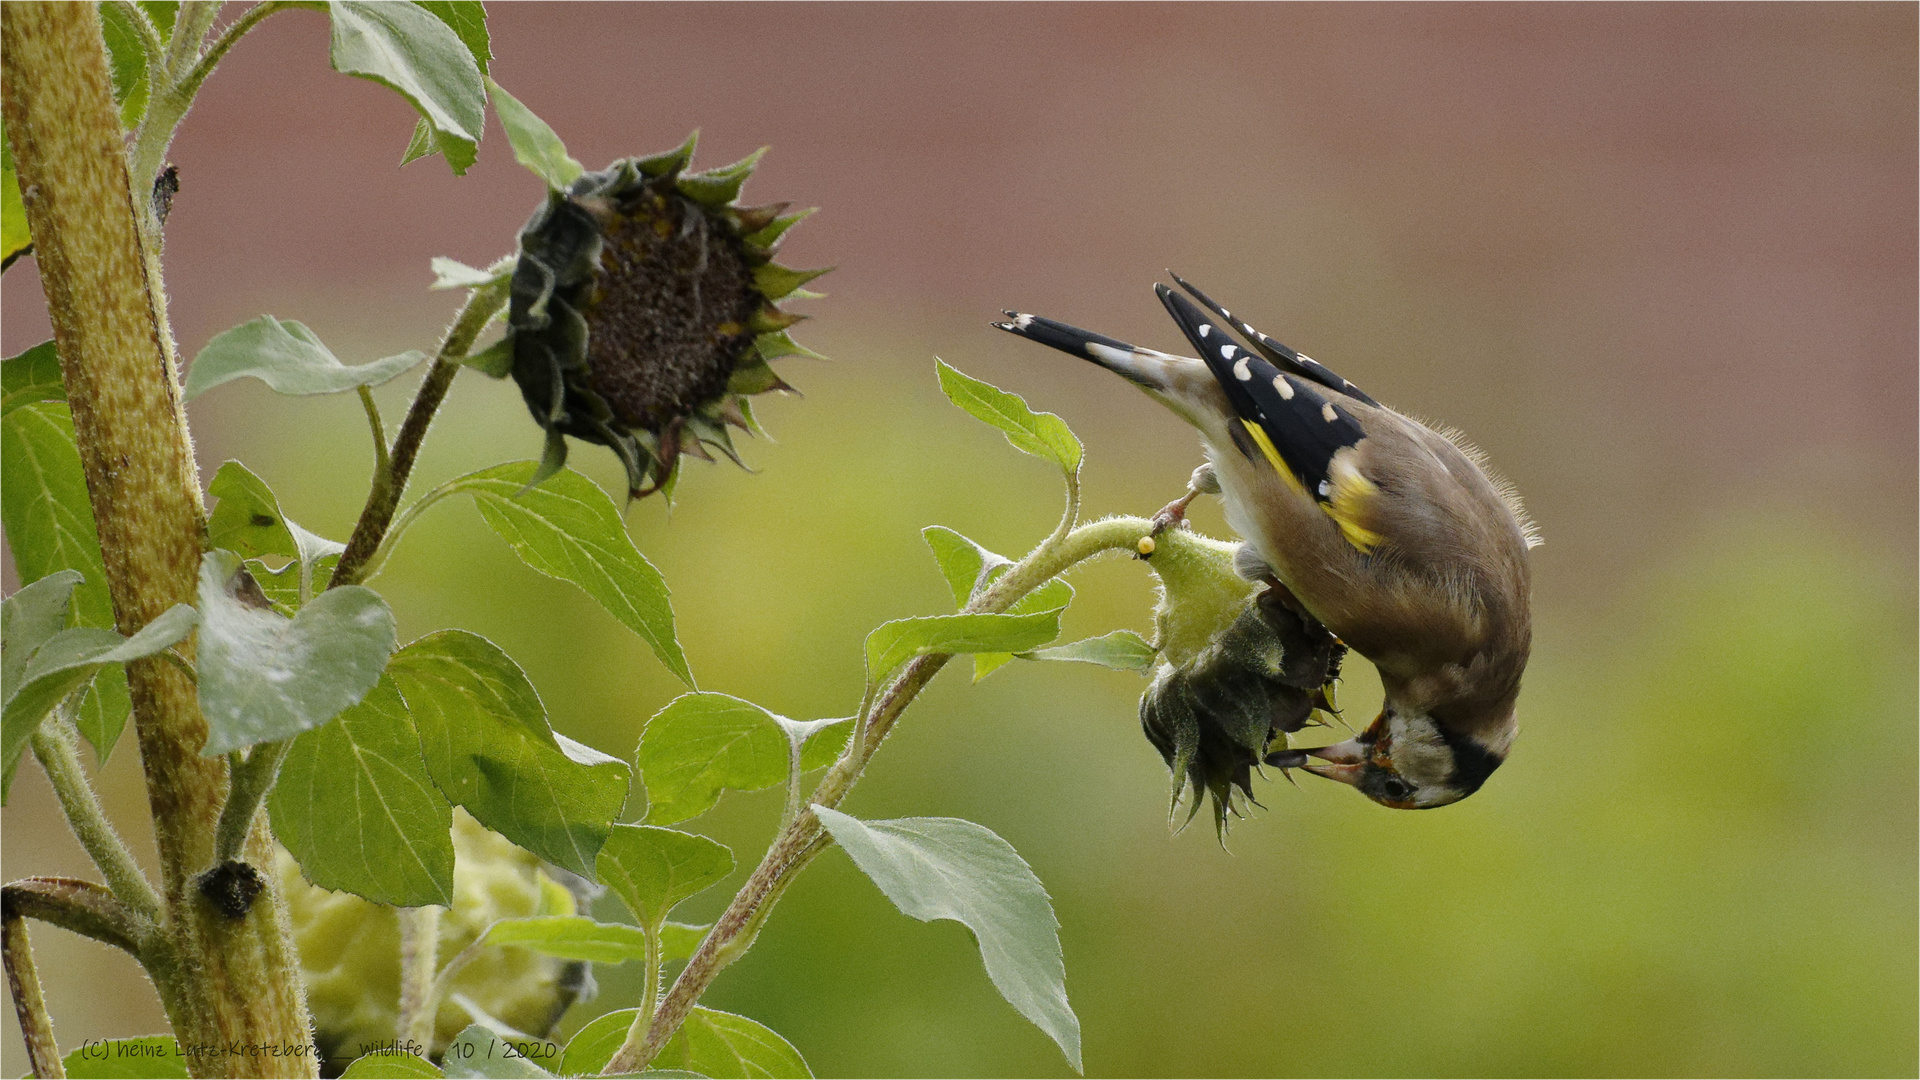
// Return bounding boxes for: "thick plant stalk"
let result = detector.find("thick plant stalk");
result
[0,5,315,1076]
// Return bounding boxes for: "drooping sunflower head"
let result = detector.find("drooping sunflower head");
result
[1137,528,1343,838]
[507,135,825,498]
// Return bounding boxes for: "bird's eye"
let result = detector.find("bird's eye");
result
[1380,776,1415,801]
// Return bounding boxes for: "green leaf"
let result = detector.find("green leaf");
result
[1,114,30,266]
[677,147,765,208]
[138,2,178,42]
[389,630,630,878]
[863,610,1062,682]
[185,315,427,400]
[659,920,710,964]
[196,550,396,756]
[563,1007,810,1079]
[595,823,733,930]
[61,1035,190,1078]
[98,2,152,129]
[2,606,196,803]
[922,525,1010,609]
[248,554,341,612]
[461,336,514,379]
[341,1051,445,1078]
[935,358,1082,475]
[637,692,789,825]
[2,569,83,700]
[2,340,64,415]
[450,463,691,685]
[269,676,455,907]
[327,1,486,175]
[431,254,511,291]
[480,915,650,964]
[0,401,129,758]
[973,577,1075,682]
[813,806,1080,1072]
[486,78,582,191]
[1022,629,1157,673]
[415,0,489,73]
[400,117,437,167]
[440,1025,553,1079]
[207,460,345,572]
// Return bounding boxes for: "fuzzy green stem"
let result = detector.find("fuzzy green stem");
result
[395,906,442,1052]
[332,277,511,588]
[30,712,164,924]
[212,740,290,864]
[3,910,63,1079]
[607,513,1154,1074]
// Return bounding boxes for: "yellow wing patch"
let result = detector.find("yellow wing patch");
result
[1321,452,1384,554]
[1239,419,1307,497]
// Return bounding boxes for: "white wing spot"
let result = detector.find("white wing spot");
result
[1232,357,1251,380]
[1318,480,1331,496]
[1274,376,1294,400]
[1197,324,1212,338]
[1321,402,1338,422]
[1012,313,1034,330]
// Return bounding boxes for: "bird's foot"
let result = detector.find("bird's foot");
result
[1150,463,1219,535]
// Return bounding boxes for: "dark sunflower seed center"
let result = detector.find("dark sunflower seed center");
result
[583,188,759,430]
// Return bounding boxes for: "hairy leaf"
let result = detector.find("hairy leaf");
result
[389,630,629,878]
[415,0,489,73]
[269,677,455,907]
[327,1,486,175]
[481,915,650,964]
[430,255,510,291]
[340,1050,445,1078]
[2,341,63,415]
[1023,629,1157,673]
[185,315,425,400]
[935,358,1082,475]
[2,569,82,698]
[487,78,581,191]
[2,115,29,265]
[864,609,1062,681]
[440,1025,550,1078]
[98,2,152,129]
[0,400,130,757]
[563,1006,810,1079]
[813,806,1081,1071]
[595,823,733,930]
[638,692,840,825]
[196,550,395,755]
[2,605,196,803]
[453,463,691,685]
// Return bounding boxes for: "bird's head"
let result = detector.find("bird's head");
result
[1270,706,1507,809]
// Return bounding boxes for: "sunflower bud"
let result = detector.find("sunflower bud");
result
[275,810,593,1073]
[1138,529,1341,836]
[505,135,826,497]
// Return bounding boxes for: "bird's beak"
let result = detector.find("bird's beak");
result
[1294,738,1369,787]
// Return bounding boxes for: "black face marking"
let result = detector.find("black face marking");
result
[1434,724,1504,796]
[1168,274,1379,407]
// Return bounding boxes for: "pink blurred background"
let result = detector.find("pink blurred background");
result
[4,4,1914,1076]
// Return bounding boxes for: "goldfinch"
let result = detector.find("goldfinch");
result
[995,277,1540,809]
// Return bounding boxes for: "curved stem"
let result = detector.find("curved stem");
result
[349,476,468,585]
[331,276,511,588]
[30,713,164,924]
[358,384,391,482]
[605,513,1154,1075]
[2,910,63,1079]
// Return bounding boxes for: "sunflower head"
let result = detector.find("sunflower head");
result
[1137,529,1342,837]
[506,135,825,498]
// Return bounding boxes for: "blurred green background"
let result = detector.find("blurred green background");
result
[3,4,1914,1077]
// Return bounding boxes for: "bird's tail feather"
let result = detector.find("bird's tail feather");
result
[993,311,1194,392]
